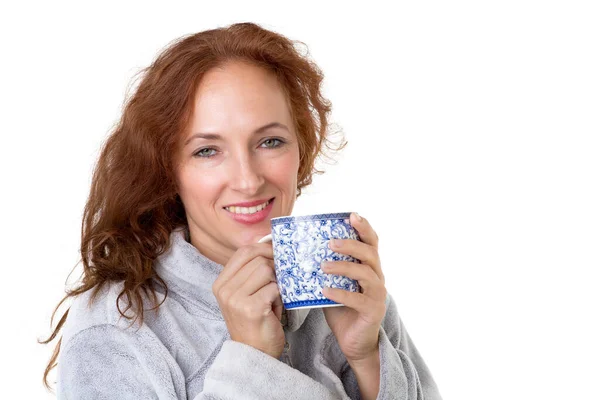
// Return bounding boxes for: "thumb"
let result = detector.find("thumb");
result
[272,294,284,323]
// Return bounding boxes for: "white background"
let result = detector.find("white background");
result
[1,1,598,399]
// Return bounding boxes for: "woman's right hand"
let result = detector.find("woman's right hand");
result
[212,243,285,359]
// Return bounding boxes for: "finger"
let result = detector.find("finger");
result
[220,256,274,296]
[322,287,376,316]
[328,238,384,283]
[222,265,278,319]
[350,212,378,249]
[239,260,278,297]
[252,281,284,318]
[321,260,380,294]
[213,243,273,291]
[271,290,284,322]
[329,238,377,266]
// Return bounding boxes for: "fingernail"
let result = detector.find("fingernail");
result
[329,239,340,248]
[353,212,362,222]
[257,234,272,243]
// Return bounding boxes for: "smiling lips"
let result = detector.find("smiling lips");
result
[224,198,272,214]
[224,197,275,225]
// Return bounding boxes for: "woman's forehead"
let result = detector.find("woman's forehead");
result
[188,64,293,140]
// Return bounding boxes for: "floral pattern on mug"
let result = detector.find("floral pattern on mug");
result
[271,213,361,309]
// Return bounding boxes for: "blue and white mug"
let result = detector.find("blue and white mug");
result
[258,212,362,310]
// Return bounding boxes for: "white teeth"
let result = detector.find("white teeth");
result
[226,200,271,214]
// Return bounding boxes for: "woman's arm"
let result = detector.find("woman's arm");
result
[347,349,381,400]
[341,293,443,400]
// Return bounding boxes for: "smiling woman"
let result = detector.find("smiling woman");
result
[40,21,441,400]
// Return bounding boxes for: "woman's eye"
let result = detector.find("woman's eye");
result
[194,148,217,158]
[262,138,284,148]
[194,139,283,158]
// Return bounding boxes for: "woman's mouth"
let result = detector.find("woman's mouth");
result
[224,198,273,214]
[223,198,275,225]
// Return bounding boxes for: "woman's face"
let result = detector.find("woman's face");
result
[176,61,300,265]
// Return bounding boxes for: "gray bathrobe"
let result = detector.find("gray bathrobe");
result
[57,226,442,399]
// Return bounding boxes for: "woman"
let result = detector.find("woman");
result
[41,22,442,399]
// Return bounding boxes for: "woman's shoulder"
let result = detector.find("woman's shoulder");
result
[61,281,141,350]
[56,282,185,398]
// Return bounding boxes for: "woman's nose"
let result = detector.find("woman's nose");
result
[229,155,265,194]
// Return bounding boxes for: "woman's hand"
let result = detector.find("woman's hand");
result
[321,212,387,363]
[212,243,285,359]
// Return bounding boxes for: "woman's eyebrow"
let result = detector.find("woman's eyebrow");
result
[184,122,289,146]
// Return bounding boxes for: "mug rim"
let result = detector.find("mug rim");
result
[270,212,352,224]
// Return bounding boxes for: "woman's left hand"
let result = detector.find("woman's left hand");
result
[321,212,387,364]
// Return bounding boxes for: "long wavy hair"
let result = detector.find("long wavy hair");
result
[39,22,346,391]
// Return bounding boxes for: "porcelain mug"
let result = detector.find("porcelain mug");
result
[258,212,362,310]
